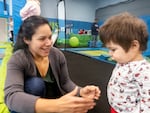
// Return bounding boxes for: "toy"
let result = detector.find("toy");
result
[69,36,79,47]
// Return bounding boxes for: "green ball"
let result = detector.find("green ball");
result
[69,37,79,47]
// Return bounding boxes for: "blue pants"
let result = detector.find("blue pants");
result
[10,111,18,113]
[92,35,98,47]
[24,76,46,97]
[11,77,46,113]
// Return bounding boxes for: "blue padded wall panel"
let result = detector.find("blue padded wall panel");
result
[12,0,26,42]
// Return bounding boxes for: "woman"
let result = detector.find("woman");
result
[4,16,100,113]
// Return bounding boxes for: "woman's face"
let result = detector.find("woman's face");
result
[25,24,53,58]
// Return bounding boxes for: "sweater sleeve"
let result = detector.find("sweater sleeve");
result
[50,48,80,94]
[4,51,39,113]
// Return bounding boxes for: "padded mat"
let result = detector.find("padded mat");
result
[78,50,108,57]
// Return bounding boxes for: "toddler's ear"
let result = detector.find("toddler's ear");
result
[131,40,140,51]
[132,40,139,47]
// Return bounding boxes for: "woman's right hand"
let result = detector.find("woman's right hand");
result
[56,87,96,113]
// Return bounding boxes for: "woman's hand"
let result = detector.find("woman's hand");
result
[56,87,96,113]
[80,85,101,100]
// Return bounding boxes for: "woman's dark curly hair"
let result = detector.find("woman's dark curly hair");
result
[13,16,52,52]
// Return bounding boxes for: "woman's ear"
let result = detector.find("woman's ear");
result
[23,37,30,45]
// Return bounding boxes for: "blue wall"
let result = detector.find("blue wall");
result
[0,1,9,18]
[12,0,26,42]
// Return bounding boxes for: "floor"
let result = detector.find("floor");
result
[63,50,115,113]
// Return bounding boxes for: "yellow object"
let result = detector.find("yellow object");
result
[0,42,13,113]
[69,37,79,47]
[79,50,108,57]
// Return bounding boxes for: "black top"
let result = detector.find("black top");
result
[91,22,99,35]
[37,64,62,99]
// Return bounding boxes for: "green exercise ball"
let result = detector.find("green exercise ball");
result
[69,37,79,47]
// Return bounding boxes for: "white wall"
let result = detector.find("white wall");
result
[0,18,7,41]
[96,0,129,9]
[65,0,97,22]
[7,0,130,21]
[40,0,97,22]
[8,0,130,22]
[40,0,58,19]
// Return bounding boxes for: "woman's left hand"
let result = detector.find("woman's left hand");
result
[80,85,101,100]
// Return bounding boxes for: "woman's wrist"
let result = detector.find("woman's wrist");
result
[35,98,60,113]
[79,87,82,97]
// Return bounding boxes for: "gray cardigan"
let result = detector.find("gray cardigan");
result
[4,47,77,113]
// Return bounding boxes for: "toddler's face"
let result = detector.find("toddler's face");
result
[106,41,141,64]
